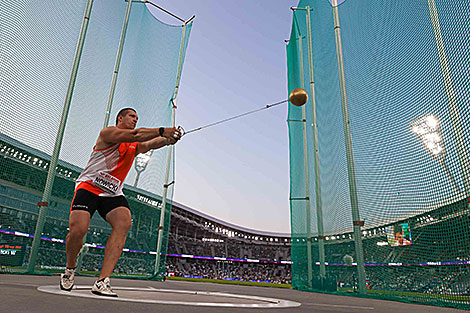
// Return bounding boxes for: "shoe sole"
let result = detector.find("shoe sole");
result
[91,290,118,297]
[59,283,73,291]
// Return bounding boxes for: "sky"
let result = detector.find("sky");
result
[146,1,299,234]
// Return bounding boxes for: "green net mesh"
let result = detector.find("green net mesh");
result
[288,0,470,308]
[0,0,192,279]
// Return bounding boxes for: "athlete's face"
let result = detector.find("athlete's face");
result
[120,111,138,129]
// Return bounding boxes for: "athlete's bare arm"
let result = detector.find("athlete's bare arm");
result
[95,126,179,150]
[135,136,179,155]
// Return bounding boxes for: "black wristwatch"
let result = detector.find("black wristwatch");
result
[159,127,165,137]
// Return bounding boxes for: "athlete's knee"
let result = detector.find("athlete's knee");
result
[113,218,132,234]
[68,210,90,239]
[68,220,89,239]
[106,207,132,234]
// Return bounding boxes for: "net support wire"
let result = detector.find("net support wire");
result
[126,0,195,25]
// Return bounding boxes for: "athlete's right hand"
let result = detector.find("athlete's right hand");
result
[162,127,181,139]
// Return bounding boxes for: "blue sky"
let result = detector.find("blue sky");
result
[146,1,299,233]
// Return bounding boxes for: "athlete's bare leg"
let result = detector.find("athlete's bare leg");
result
[66,210,91,268]
[99,206,132,279]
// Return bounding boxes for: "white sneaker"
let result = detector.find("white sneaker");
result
[92,277,118,297]
[60,267,75,291]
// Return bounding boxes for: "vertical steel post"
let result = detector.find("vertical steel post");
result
[427,0,470,195]
[332,4,367,294]
[297,32,313,288]
[438,159,460,195]
[27,0,95,273]
[305,5,326,282]
[154,22,189,276]
[103,0,133,128]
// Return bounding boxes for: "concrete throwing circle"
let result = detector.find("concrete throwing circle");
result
[38,285,301,308]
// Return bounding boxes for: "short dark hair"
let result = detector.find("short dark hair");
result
[115,108,137,125]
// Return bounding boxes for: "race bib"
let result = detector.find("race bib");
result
[92,171,121,194]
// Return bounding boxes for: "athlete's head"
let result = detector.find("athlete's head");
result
[116,108,138,129]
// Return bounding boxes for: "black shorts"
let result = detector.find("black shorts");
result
[70,189,130,219]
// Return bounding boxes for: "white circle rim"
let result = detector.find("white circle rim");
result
[37,285,302,308]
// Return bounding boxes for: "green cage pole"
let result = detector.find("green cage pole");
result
[76,0,134,271]
[153,98,177,277]
[305,5,326,282]
[427,0,470,195]
[27,0,95,273]
[154,17,193,276]
[331,3,367,294]
[297,31,313,288]
[103,0,133,128]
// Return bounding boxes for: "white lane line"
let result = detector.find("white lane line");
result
[304,302,374,310]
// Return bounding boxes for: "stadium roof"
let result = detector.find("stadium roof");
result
[171,199,290,238]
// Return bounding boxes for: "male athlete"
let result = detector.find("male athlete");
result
[60,108,181,297]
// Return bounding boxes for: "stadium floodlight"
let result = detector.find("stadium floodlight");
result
[410,114,460,194]
[134,151,153,187]
[410,114,445,160]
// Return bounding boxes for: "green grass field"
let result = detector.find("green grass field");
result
[165,276,292,288]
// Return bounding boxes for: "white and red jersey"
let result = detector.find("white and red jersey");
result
[75,142,138,197]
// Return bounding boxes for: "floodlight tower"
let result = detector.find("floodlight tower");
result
[410,114,460,194]
[134,151,152,187]
[427,0,470,196]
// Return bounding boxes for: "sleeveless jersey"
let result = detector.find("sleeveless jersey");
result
[75,142,138,197]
